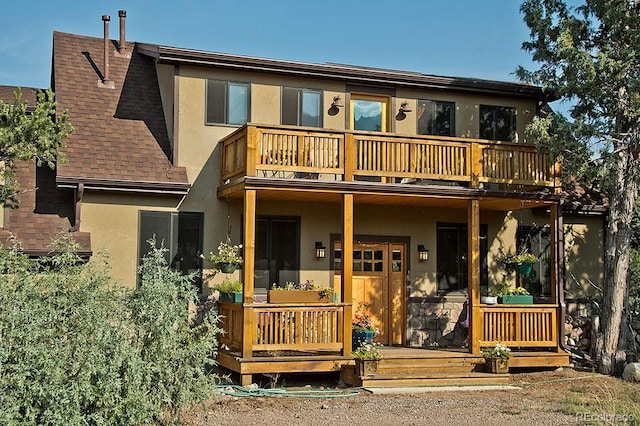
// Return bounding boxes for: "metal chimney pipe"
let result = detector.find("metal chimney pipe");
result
[102,15,111,83]
[118,10,127,53]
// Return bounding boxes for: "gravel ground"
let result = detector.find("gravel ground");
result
[181,369,631,426]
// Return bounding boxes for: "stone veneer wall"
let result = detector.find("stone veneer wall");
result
[407,297,469,348]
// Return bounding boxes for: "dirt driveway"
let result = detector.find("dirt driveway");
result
[182,369,639,425]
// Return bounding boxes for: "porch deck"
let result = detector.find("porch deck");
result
[217,346,571,387]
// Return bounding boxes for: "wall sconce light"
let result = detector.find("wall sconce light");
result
[315,241,326,259]
[331,96,344,108]
[399,101,412,113]
[418,244,429,261]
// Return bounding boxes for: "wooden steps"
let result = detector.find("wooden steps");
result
[343,367,511,388]
[217,346,571,387]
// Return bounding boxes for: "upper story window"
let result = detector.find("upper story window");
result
[351,94,390,132]
[417,100,455,136]
[282,87,322,127]
[480,105,516,142]
[206,80,250,125]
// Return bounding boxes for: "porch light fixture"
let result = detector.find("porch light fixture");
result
[399,101,412,113]
[418,244,429,261]
[330,96,344,108]
[315,241,326,259]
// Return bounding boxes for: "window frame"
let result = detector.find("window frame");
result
[350,93,391,132]
[205,79,251,126]
[436,222,488,294]
[417,99,456,136]
[281,87,323,127]
[479,104,516,142]
[138,211,204,291]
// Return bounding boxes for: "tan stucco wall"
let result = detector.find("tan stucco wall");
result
[564,215,605,299]
[81,192,182,287]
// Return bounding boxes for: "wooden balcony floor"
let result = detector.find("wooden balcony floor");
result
[217,346,571,387]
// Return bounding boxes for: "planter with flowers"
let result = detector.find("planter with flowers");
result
[501,286,533,304]
[206,240,242,273]
[352,341,383,376]
[267,280,333,303]
[352,302,377,349]
[213,279,243,303]
[482,342,511,374]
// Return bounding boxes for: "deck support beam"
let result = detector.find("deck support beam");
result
[342,193,354,355]
[468,199,482,354]
[242,189,257,386]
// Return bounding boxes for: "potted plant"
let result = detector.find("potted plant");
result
[482,341,511,374]
[480,286,499,305]
[352,302,377,349]
[511,251,538,275]
[213,279,243,303]
[206,240,242,273]
[501,286,534,304]
[267,280,333,303]
[352,341,383,376]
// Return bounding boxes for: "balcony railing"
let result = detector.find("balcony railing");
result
[221,124,558,189]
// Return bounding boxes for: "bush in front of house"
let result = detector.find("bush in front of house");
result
[0,235,221,425]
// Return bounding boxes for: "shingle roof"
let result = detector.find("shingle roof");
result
[52,32,189,191]
[0,85,38,109]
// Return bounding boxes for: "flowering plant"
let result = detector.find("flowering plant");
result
[352,302,375,332]
[206,241,242,265]
[352,342,382,360]
[482,342,511,360]
[270,280,332,298]
[511,251,538,265]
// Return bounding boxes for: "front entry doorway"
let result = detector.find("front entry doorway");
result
[333,241,405,346]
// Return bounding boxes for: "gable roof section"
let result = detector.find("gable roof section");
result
[0,85,38,111]
[0,85,90,255]
[52,32,189,193]
[138,44,547,101]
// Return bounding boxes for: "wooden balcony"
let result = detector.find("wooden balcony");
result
[220,124,559,190]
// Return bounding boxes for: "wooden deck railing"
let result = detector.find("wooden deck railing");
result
[220,124,558,189]
[218,302,345,353]
[478,305,558,348]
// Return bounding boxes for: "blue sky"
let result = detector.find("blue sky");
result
[1,1,536,90]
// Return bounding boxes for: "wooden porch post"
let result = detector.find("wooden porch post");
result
[241,190,256,378]
[468,199,482,354]
[550,203,559,304]
[342,193,354,355]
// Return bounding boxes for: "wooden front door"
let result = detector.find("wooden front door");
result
[334,242,405,346]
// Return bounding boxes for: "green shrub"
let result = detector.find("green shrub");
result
[0,235,221,425]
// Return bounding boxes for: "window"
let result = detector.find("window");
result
[437,223,488,293]
[206,80,250,125]
[282,87,322,127]
[350,94,390,132]
[254,216,300,289]
[517,225,551,297]
[417,100,455,136]
[138,211,203,291]
[480,105,516,141]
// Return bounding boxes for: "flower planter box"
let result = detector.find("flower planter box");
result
[355,359,379,377]
[501,295,533,304]
[267,290,333,304]
[352,330,375,349]
[219,291,243,303]
[485,357,509,374]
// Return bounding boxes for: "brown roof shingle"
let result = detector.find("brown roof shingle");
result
[52,32,188,190]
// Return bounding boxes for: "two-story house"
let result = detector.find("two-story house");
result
[1,12,605,386]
